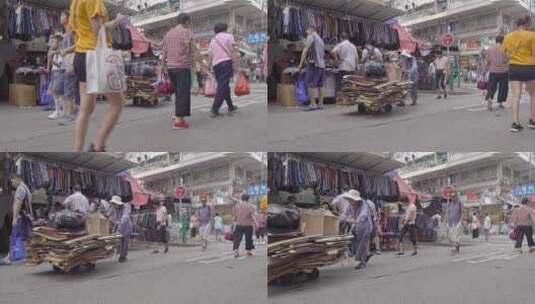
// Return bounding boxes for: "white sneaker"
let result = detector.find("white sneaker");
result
[48,112,60,120]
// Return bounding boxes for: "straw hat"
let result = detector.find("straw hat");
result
[110,195,124,206]
[342,189,363,202]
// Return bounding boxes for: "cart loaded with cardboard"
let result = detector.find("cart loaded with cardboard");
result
[26,212,120,273]
[268,203,352,286]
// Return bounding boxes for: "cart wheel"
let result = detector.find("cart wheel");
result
[133,97,140,106]
[152,98,159,106]
[85,263,96,271]
[306,268,320,281]
[357,104,367,113]
[70,265,81,273]
[384,104,393,113]
[52,265,62,273]
[280,273,296,286]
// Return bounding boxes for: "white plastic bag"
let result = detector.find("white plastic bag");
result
[86,27,126,94]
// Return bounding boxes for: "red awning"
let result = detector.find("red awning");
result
[394,175,431,204]
[123,174,152,206]
[392,23,420,53]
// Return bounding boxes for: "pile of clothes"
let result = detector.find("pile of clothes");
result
[268,235,353,283]
[27,226,121,272]
[337,74,413,112]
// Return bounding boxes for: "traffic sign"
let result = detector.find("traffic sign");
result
[175,185,187,199]
[442,33,454,47]
[442,186,456,199]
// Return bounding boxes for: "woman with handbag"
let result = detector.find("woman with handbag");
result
[502,15,535,132]
[208,23,239,117]
[162,13,205,130]
[69,0,127,151]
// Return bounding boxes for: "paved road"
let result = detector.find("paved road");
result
[0,240,266,304]
[268,87,535,151]
[268,236,535,304]
[0,84,267,152]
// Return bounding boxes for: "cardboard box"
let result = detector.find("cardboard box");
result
[277,84,297,107]
[85,213,110,236]
[300,208,339,236]
[9,84,36,107]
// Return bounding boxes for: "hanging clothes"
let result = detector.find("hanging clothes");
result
[270,1,400,50]
[7,4,60,41]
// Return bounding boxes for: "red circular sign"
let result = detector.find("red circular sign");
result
[175,185,187,199]
[442,33,454,47]
[442,186,455,199]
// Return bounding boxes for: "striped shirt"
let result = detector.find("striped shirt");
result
[486,44,509,73]
[235,202,255,227]
[163,26,193,69]
[512,205,534,226]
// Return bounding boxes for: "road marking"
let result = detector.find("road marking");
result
[453,247,522,264]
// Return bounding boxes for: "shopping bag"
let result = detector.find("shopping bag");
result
[477,79,487,90]
[9,235,26,262]
[204,74,217,97]
[234,71,250,96]
[295,73,308,105]
[157,73,173,95]
[509,228,517,241]
[86,28,127,95]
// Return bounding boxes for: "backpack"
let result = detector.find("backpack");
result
[112,25,133,51]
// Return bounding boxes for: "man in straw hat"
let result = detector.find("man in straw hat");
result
[109,196,132,262]
[343,190,373,270]
[401,49,418,105]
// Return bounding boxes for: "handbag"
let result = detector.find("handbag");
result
[112,24,133,51]
[86,28,127,94]
[234,71,250,96]
[203,74,217,97]
[9,235,26,262]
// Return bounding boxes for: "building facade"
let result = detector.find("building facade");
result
[132,152,267,206]
[394,0,535,70]
[398,152,535,207]
[130,0,267,54]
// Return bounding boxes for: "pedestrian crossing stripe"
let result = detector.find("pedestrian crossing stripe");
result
[453,247,523,264]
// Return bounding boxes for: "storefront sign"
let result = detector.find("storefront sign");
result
[246,32,267,44]
[513,183,535,196]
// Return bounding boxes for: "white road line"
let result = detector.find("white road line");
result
[466,252,519,264]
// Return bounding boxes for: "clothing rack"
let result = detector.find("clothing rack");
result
[275,0,387,23]
[8,153,113,176]
[7,0,62,13]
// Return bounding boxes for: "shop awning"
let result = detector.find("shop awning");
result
[6,0,136,16]
[394,175,431,204]
[293,152,403,175]
[291,0,404,21]
[24,153,135,175]
[119,173,162,206]
[392,22,419,53]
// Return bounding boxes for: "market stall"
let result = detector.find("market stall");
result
[268,152,403,285]
[1,152,135,272]
[268,0,404,107]
[0,0,135,106]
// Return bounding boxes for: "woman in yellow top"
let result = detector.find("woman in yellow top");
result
[69,0,127,151]
[502,15,535,132]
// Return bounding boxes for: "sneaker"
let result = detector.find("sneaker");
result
[228,105,238,114]
[411,251,417,256]
[436,96,442,100]
[527,119,535,129]
[498,103,505,109]
[234,251,240,258]
[172,121,190,130]
[397,252,405,256]
[48,112,60,120]
[42,106,55,111]
[152,250,159,254]
[444,93,447,99]
[247,250,255,256]
[209,111,222,118]
[164,247,169,253]
[411,101,417,106]
[354,262,366,270]
[58,115,76,126]
[511,123,524,133]
[317,104,324,110]
[303,106,317,112]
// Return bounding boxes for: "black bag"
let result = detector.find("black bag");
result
[365,60,386,77]
[112,25,133,51]
[267,204,301,229]
[54,210,86,229]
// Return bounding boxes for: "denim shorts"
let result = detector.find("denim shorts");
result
[52,71,77,98]
[305,66,325,88]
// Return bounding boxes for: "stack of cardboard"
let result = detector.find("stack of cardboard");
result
[27,226,121,272]
[337,75,413,111]
[268,234,353,283]
[125,76,157,101]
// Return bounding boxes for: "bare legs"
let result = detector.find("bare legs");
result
[75,82,123,151]
[510,81,523,124]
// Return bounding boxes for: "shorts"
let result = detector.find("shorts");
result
[157,225,168,243]
[305,66,325,88]
[436,69,446,89]
[74,52,87,82]
[52,72,77,98]
[49,71,62,94]
[508,64,535,82]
